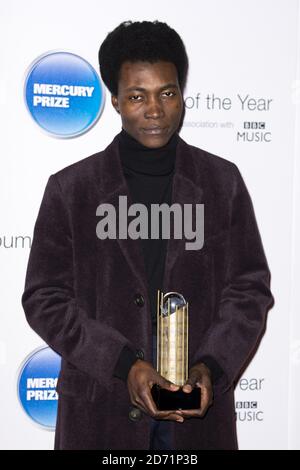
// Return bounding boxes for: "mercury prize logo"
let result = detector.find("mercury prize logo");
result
[24,51,104,138]
[17,346,61,430]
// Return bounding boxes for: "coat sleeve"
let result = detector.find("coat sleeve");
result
[21,174,136,390]
[192,164,274,393]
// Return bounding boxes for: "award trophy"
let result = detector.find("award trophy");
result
[151,290,201,410]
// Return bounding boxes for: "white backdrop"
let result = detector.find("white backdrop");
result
[0,0,299,450]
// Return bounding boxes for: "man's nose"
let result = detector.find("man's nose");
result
[144,97,165,119]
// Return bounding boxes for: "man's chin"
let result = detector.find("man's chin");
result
[138,133,172,149]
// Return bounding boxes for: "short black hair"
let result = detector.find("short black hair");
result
[98,20,189,96]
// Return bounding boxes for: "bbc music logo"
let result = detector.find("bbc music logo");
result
[235,401,264,422]
[17,346,61,430]
[237,121,271,142]
[24,51,105,138]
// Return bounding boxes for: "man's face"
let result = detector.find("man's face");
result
[111,61,183,148]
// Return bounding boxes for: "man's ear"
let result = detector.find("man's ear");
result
[111,95,120,114]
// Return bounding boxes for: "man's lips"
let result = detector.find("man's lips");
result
[141,127,167,135]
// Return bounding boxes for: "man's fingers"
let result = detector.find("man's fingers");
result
[182,383,193,393]
[159,378,179,391]
[130,392,149,415]
[179,386,212,418]
[127,361,185,421]
[199,384,212,416]
[137,389,184,422]
[142,388,185,422]
[176,408,201,418]
[156,410,184,422]
[182,370,200,392]
[140,389,160,417]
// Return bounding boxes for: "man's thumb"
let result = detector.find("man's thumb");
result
[159,378,179,391]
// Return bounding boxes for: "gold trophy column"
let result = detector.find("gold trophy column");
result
[157,290,188,387]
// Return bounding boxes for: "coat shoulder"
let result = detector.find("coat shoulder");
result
[187,141,237,172]
[49,137,118,197]
[181,139,241,187]
[52,149,105,185]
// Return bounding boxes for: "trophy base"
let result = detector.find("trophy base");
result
[151,384,201,411]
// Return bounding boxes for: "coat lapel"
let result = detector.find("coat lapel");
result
[95,134,204,295]
[162,138,204,291]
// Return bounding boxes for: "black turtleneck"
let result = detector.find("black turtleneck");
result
[113,128,178,381]
[119,128,178,323]
[118,128,178,176]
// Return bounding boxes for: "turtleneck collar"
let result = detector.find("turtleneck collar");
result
[118,128,178,176]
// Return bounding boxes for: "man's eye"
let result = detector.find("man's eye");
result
[162,91,176,97]
[129,95,142,101]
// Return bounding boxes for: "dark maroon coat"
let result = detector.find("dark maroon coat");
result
[21,135,274,450]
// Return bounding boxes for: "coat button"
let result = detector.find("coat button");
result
[136,349,144,360]
[129,407,142,422]
[133,293,145,307]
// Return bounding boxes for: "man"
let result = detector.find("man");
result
[22,21,274,450]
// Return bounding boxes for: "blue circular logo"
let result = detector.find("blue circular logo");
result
[18,346,61,430]
[24,51,105,138]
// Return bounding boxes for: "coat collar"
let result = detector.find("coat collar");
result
[96,134,204,296]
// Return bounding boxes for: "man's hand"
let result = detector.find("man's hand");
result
[177,362,213,419]
[127,359,184,422]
